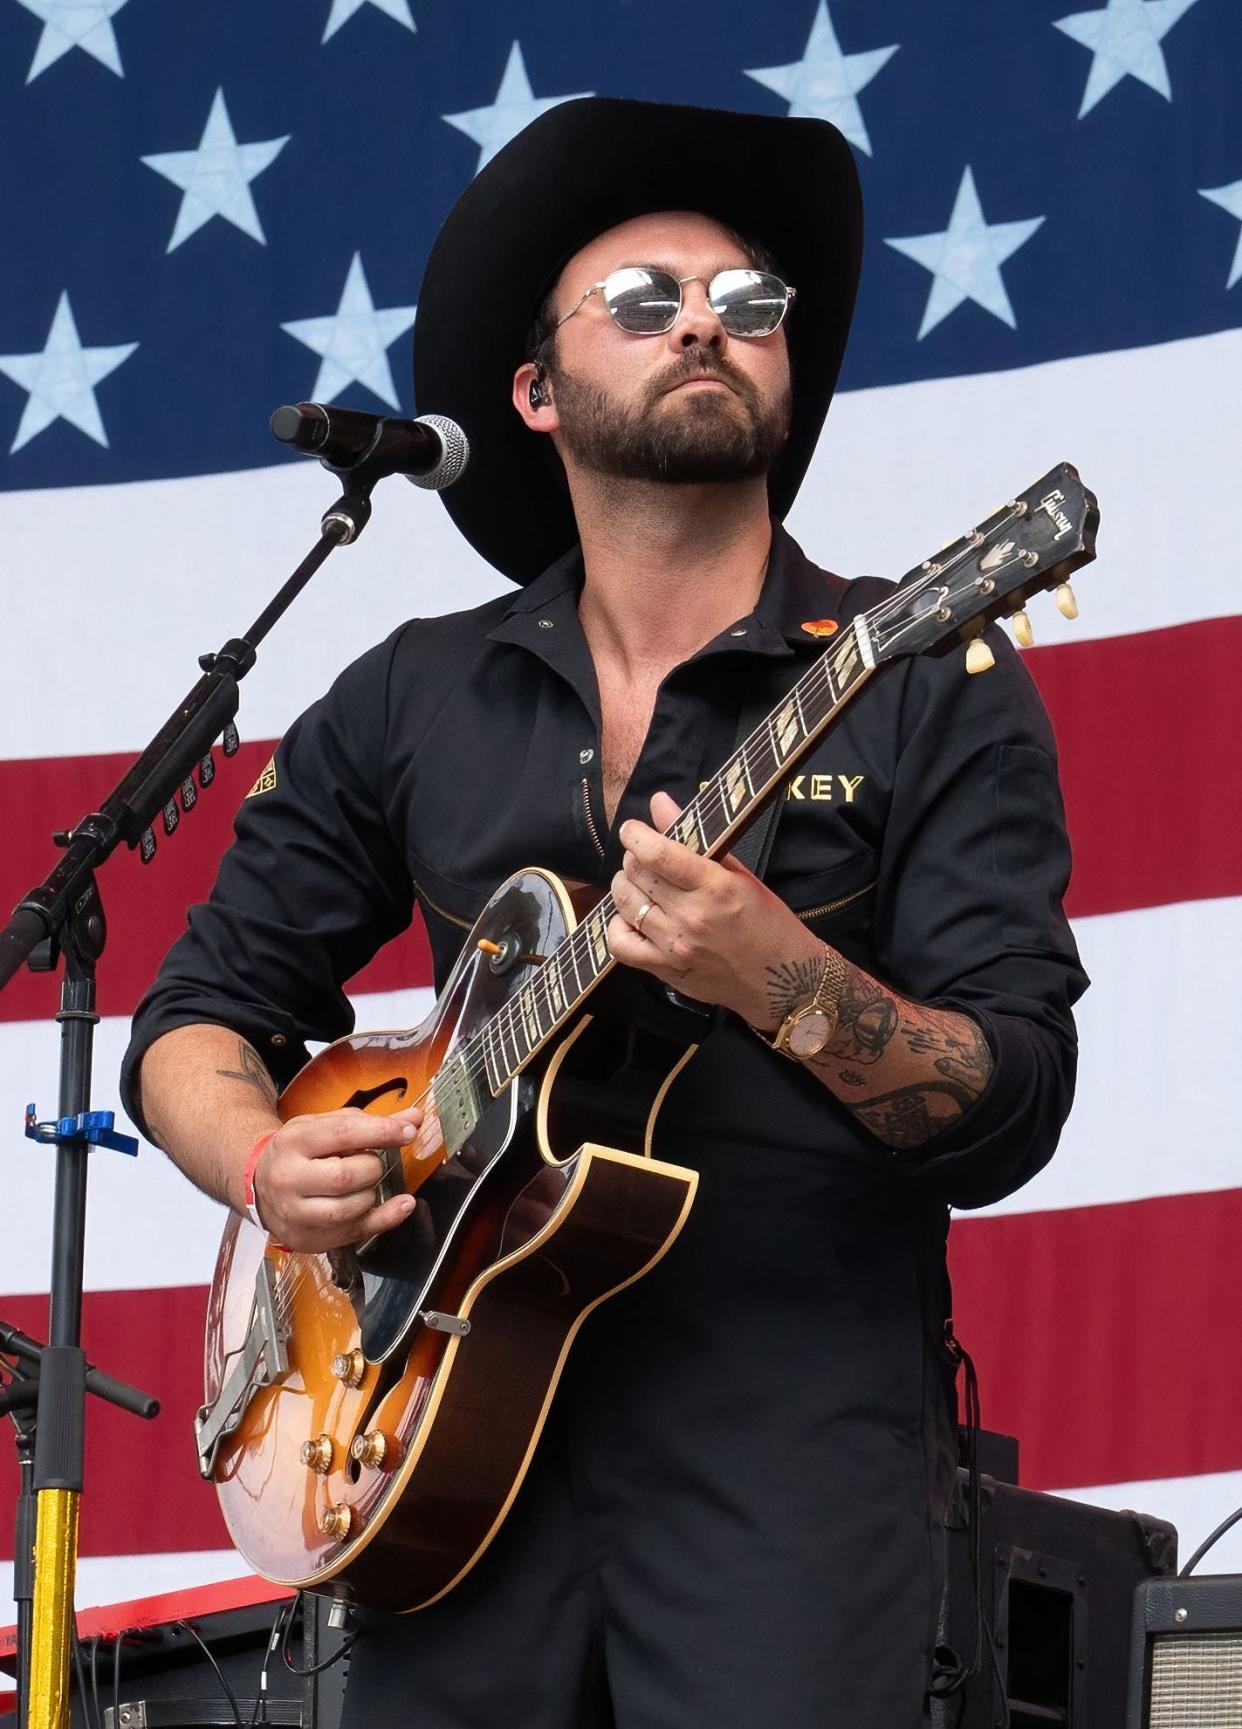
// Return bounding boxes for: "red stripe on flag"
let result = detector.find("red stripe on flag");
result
[1,616,1238,1025]
[949,1185,1242,1492]
[0,743,433,1026]
[1027,615,1242,919]
[0,1287,227,1559]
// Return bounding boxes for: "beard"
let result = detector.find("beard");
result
[548,349,791,485]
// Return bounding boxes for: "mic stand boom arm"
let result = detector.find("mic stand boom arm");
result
[0,456,386,1729]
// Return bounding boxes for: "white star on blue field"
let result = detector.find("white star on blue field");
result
[885,167,1045,340]
[281,253,418,408]
[15,0,129,82]
[141,88,290,253]
[443,40,593,175]
[744,0,898,157]
[1054,0,1203,118]
[0,291,137,453]
[1200,178,1242,289]
[320,0,416,46]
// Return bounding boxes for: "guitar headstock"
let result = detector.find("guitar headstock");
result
[863,463,1099,672]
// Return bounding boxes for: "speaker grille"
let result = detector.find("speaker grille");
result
[1150,1631,1242,1725]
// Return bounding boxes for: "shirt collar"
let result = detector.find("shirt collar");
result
[484,523,854,679]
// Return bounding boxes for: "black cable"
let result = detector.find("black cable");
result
[112,1629,124,1729]
[251,1595,298,1726]
[1179,1502,1242,1576]
[173,1618,245,1729]
[72,1631,100,1729]
[89,1633,103,1729]
[281,1592,363,1677]
[928,1329,1009,1729]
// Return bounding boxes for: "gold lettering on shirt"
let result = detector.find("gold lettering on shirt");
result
[784,773,866,802]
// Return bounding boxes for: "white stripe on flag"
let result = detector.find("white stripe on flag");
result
[0,1549,254,1639]
[6,877,1242,1298]
[1,326,1238,762]
[975,894,1242,1218]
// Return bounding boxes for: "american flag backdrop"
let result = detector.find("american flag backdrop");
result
[2,0,1241,1628]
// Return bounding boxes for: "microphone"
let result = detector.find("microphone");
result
[270,402,469,490]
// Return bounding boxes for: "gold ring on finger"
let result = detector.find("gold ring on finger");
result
[633,901,654,936]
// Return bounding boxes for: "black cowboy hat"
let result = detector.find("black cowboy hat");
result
[414,97,862,586]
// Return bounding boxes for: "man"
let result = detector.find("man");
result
[123,99,1086,1726]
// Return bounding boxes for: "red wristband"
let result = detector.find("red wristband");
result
[243,1130,278,1232]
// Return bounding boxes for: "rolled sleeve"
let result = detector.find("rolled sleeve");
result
[872,626,1088,1207]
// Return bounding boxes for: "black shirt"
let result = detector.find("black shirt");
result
[123,523,1086,1214]
[122,524,1087,1721]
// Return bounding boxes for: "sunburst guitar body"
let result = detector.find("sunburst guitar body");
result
[198,868,699,1612]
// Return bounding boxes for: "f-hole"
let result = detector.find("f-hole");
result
[343,1078,410,1111]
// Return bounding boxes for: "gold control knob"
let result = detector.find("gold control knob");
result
[350,1430,392,1469]
[300,1434,334,1474]
[318,1503,353,1541]
[331,1348,365,1387]
[1012,610,1035,648]
[1055,583,1078,620]
[965,638,995,675]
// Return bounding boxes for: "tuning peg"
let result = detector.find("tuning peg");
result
[1012,610,1035,648]
[140,827,157,864]
[965,638,995,675]
[161,798,180,837]
[222,721,240,758]
[198,751,216,788]
[179,776,198,813]
[1055,583,1078,620]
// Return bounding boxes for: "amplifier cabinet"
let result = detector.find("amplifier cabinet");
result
[940,1473,1177,1729]
[1126,1574,1242,1728]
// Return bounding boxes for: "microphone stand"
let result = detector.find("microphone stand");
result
[0,453,389,1729]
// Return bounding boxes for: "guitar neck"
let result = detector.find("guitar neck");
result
[436,615,878,1125]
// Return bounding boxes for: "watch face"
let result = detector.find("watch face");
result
[788,1010,832,1058]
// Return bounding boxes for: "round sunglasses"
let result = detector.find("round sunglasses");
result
[555,266,796,339]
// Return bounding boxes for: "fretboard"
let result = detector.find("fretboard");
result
[431,610,877,1149]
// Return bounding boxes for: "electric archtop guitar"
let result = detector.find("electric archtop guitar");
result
[197,464,1098,1612]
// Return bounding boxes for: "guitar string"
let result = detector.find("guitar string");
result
[262,505,1043,1322]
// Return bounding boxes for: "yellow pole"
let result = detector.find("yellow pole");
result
[26,1489,79,1729]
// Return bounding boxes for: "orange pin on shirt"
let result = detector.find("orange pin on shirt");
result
[800,619,839,639]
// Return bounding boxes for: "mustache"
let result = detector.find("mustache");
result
[648,349,759,407]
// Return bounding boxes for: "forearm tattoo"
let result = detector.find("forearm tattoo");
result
[215,1039,279,1107]
[827,970,898,1065]
[842,1007,993,1148]
[765,957,823,1022]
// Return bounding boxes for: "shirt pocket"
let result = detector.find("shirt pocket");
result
[776,852,878,967]
[406,847,490,981]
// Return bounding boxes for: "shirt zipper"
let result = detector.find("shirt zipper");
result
[411,876,473,932]
[580,777,606,858]
[795,880,876,923]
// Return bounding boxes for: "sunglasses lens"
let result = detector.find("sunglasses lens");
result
[603,268,682,333]
[709,270,790,336]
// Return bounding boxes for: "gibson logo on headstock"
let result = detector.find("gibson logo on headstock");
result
[1037,488,1075,542]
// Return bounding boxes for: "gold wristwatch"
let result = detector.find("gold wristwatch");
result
[765,944,846,1061]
